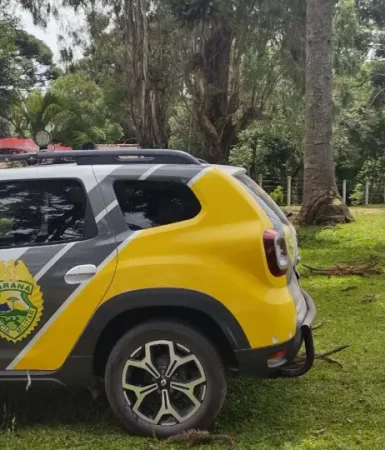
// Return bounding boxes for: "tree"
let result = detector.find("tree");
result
[170,0,307,163]
[48,73,123,147]
[299,0,352,225]
[64,0,177,148]
[118,0,175,148]
[14,74,123,147]
[0,2,60,136]
[14,0,384,185]
[0,11,15,136]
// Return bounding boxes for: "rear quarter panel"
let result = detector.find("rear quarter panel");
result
[103,168,297,349]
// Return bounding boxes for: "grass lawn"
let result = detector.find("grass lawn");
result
[1,206,385,449]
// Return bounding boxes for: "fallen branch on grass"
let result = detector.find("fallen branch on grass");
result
[303,258,381,277]
[361,295,379,304]
[297,345,349,369]
[167,430,238,450]
[312,318,330,330]
[340,286,358,292]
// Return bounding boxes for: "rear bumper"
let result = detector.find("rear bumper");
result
[234,290,316,378]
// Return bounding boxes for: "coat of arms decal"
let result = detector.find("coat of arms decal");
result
[0,260,43,343]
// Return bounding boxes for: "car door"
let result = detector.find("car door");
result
[0,166,118,373]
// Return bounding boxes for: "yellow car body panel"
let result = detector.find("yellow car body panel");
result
[102,168,297,349]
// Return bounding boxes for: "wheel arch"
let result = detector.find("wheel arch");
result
[72,288,250,376]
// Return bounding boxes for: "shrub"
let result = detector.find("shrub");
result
[350,183,364,205]
[270,186,284,205]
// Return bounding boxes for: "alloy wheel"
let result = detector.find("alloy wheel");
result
[121,340,207,426]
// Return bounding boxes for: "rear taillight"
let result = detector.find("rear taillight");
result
[263,229,289,277]
[267,349,288,367]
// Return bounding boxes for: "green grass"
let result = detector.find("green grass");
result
[1,206,385,449]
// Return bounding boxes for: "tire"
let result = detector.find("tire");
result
[105,320,228,437]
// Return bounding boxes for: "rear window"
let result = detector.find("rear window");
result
[114,180,201,231]
[235,174,289,225]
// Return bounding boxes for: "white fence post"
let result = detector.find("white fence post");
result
[287,176,292,206]
[258,174,263,187]
[342,179,347,203]
[365,181,370,206]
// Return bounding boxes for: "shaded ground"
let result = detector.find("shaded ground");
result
[0,207,385,449]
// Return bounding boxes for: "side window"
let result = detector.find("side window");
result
[113,180,201,231]
[0,179,96,249]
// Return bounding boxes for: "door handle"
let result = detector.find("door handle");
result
[65,264,97,285]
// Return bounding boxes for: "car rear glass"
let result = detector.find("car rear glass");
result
[114,180,201,231]
[234,174,290,225]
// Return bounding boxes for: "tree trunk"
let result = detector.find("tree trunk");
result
[122,0,170,149]
[299,0,353,225]
[188,23,236,164]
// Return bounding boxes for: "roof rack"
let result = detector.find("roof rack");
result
[0,149,202,166]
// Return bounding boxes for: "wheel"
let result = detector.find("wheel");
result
[105,320,228,437]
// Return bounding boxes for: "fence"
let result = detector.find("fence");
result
[253,175,385,207]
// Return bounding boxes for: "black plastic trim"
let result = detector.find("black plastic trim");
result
[0,357,93,387]
[278,325,314,377]
[72,288,250,356]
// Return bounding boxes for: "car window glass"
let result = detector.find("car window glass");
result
[114,180,201,231]
[0,179,92,248]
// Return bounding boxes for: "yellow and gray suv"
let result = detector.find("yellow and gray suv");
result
[0,149,316,436]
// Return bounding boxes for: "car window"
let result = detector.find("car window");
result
[0,179,95,249]
[114,180,201,231]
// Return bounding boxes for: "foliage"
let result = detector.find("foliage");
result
[169,103,205,157]
[13,74,123,147]
[350,183,364,205]
[270,186,284,206]
[167,0,308,162]
[334,0,371,75]
[334,62,385,189]
[0,2,59,137]
[355,0,385,28]
[6,0,385,194]
[48,74,123,147]
[230,88,304,182]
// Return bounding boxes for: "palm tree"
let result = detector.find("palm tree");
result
[25,90,62,136]
[8,297,19,311]
[22,88,109,148]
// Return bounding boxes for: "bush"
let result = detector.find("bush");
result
[350,183,364,205]
[270,186,284,205]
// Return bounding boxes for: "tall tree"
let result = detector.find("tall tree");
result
[299,0,352,225]
[170,0,306,163]
[63,0,176,148]
[0,1,60,136]
[119,0,174,148]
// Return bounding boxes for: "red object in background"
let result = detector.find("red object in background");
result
[0,138,72,153]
